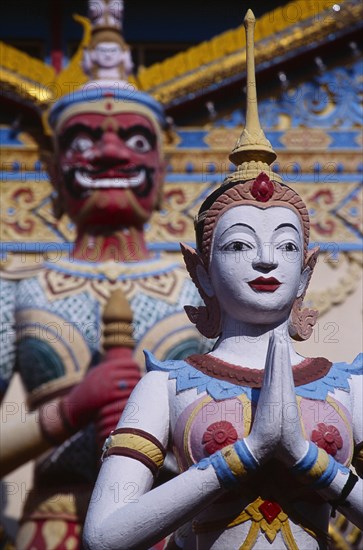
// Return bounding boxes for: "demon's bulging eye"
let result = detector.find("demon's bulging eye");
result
[126,134,152,153]
[71,136,94,153]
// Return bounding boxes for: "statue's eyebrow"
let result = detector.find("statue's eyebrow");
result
[220,223,256,237]
[274,223,299,233]
[58,124,101,146]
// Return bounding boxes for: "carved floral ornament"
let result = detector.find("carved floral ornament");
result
[202,421,238,455]
[312,423,343,457]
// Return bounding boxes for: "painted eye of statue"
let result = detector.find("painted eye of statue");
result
[126,135,152,153]
[277,241,299,253]
[71,136,94,153]
[222,241,252,252]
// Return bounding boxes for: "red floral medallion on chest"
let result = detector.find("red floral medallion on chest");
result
[311,423,343,456]
[202,421,238,455]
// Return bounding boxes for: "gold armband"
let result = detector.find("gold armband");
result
[302,448,330,483]
[102,428,166,477]
[221,445,249,479]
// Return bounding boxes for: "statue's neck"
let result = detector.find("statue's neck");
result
[210,318,303,369]
[72,226,150,262]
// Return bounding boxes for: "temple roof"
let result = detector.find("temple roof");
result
[136,0,362,109]
[1,0,361,120]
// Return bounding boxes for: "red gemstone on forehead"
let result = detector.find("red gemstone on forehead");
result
[105,102,113,111]
[258,500,282,524]
[251,172,274,202]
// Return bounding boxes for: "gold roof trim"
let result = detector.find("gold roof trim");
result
[0,42,56,105]
[137,0,359,104]
[0,15,92,109]
[0,0,360,109]
[0,41,55,85]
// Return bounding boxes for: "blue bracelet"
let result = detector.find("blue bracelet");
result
[291,442,318,475]
[291,442,350,489]
[209,451,238,490]
[234,440,259,471]
[195,440,258,491]
[313,455,338,489]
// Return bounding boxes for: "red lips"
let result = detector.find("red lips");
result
[248,277,281,292]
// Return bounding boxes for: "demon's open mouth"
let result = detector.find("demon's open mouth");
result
[63,165,155,199]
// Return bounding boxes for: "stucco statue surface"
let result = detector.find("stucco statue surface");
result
[0,3,203,549]
[82,0,133,85]
[83,10,363,550]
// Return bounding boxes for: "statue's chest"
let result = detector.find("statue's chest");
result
[15,268,198,405]
[15,276,102,406]
[172,393,354,472]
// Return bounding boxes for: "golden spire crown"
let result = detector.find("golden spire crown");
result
[226,9,282,184]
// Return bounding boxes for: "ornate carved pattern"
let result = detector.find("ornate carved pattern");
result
[1,185,48,241]
[166,149,363,173]
[193,495,301,548]
[217,59,363,130]
[147,183,209,244]
[39,261,187,308]
[138,2,362,106]
[0,179,361,252]
[335,185,362,236]
[0,179,74,242]
[305,253,362,316]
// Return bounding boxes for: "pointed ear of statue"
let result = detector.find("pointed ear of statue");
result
[180,243,222,339]
[289,247,320,341]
